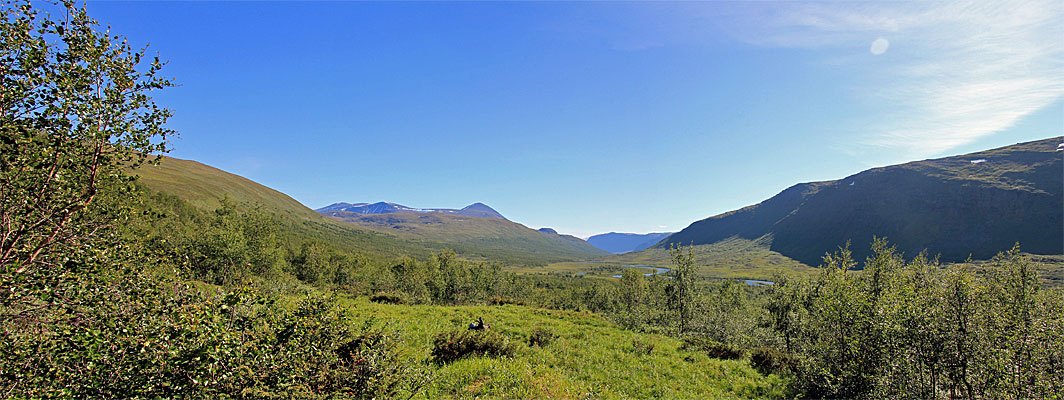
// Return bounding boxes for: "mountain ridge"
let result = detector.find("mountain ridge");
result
[317,201,508,220]
[659,137,1064,265]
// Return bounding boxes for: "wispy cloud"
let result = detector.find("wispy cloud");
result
[720,0,1064,158]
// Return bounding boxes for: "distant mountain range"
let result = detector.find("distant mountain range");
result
[658,137,1064,266]
[317,201,507,220]
[587,232,673,254]
[316,202,607,264]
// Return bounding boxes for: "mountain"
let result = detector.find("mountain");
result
[317,208,608,265]
[659,137,1064,266]
[133,157,606,265]
[131,156,433,260]
[460,202,508,219]
[317,201,508,220]
[587,232,673,254]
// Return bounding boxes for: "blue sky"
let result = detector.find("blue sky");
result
[87,1,1062,238]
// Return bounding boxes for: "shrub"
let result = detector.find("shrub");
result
[333,322,430,399]
[527,327,557,347]
[431,329,517,363]
[632,339,655,355]
[681,337,746,360]
[370,293,406,305]
[749,347,793,375]
[489,295,525,306]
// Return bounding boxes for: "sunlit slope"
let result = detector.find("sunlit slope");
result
[661,137,1064,265]
[320,210,609,265]
[134,157,315,218]
[131,156,436,259]
[133,156,607,266]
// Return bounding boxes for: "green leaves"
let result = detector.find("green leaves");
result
[770,241,1064,398]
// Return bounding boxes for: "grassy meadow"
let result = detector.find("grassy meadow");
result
[331,296,787,399]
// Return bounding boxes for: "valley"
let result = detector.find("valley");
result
[4,1,1063,398]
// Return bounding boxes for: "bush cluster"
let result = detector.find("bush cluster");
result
[749,347,792,375]
[631,339,655,355]
[680,337,746,360]
[769,240,1064,398]
[431,329,517,363]
[489,295,526,306]
[527,327,557,347]
[370,293,406,305]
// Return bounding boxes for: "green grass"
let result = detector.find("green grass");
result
[335,296,788,399]
[134,156,315,218]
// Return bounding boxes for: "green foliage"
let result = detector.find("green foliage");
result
[681,337,746,360]
[631,338,656,355]
[749,347,792,376]
[1,257,428,398]
[527,327,557,347]
[667,244,696,334]
[1,0,172,276]
[488,295,525,306]
[431,329,518,363]
[0,3,429,398]
[370,292,406,305]
[768,240,1064,398]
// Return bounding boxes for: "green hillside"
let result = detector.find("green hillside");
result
[133,156,607,266]
[132,156,436,260]
[134,156,316,219]
[660,137,1064,265]
[320,210,609,265]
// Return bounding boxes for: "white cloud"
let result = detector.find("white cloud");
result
[717,0,1064,158]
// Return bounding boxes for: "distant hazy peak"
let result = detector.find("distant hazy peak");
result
[587,232,674,254]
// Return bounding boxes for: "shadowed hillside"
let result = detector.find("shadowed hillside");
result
[660,137,1064,265]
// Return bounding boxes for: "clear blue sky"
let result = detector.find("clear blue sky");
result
[87,0,1062,238]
